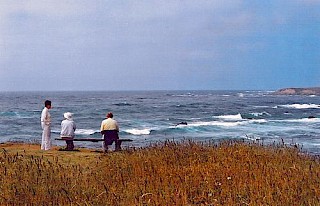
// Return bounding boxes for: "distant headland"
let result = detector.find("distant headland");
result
[274,87,320,95]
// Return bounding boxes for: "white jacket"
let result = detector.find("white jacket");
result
[41,107,51,127]
[60,119,76,138]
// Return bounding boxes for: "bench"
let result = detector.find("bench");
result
[55,138,133,151]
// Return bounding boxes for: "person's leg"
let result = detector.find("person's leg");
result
[102,135,108,152]
[70,140,74,150]
[46,126,51,150]
[41,129,45,150]
[115,139,121,151]
[102,141,108,152]
[66,140,73,150]
[65,140,69,150]
[41,125,51,150]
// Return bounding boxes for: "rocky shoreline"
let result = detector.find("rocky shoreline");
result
[274,87,320,95]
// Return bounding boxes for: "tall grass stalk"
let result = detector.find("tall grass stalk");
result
[0,140,319,205]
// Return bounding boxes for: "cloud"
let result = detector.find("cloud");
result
[0,0,319,90]
[0,1,96,73]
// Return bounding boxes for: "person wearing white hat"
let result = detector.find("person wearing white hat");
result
[60,112,76,150]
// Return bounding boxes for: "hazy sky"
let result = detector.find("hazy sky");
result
[0,0,319,91]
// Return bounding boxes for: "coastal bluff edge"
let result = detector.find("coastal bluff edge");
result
[274,87,320,95]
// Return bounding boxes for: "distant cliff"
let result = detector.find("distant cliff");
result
[274,87,320,95]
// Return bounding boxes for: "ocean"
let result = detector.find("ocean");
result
[0,91,319,154]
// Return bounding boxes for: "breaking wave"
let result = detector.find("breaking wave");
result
[214,113,243,121]
[124,129,152,135]
[277,104,320,109]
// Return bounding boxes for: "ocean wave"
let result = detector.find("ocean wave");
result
[248,119,268,124]
[0,111,20,117]
[253,106,270,108]
[249,112,271,117]
[75,129,99,135]
[124,128,151,135]
[124,119,253,136]
[0,111,36,118]
[244,134,262,141]
[52,129,99,136]
[274,118,320,123]
[113,102,135,106]
[277,104,320,109]
[238,93,244,97]
[170,93,196,97]
[172,117,268,129]
[214,113,243,121]
[187,121,245,127]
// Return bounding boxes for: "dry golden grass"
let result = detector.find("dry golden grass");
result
[0,140,320,205]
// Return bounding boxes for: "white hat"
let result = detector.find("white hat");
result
[63,112,73,120]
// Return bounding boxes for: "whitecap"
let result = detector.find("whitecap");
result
[274,118,320,123]
[244,134,261,141]
[238,93,244,97]
[249,112,271,117]
[124,129,151,135]
[75,129,98,135]
[248,119,268,124]
[214,113,243,121]
[278,104,320,109]
[253,106,270,108]
[188,121,244,127]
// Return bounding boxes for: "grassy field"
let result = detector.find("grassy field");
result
[0,140,320,205]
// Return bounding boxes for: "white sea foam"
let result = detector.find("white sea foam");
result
[188,121,245,127]
[274,118,320,123]
[278,104,320,109]
[171,93,195,97]
[75,129,98,135]
[176,118,267,128]
[125,129,151,135]
[248,119,268,124]
[244,134,261,141]
[253,106,270,108]
[214,113,243,121]
[238,93,244,97]
[249,112,271,117]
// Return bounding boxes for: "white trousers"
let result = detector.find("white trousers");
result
[41,123,51,150]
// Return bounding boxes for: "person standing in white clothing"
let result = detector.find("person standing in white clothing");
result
[41,100,52,150]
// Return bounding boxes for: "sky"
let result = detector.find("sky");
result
[0,0,319,91]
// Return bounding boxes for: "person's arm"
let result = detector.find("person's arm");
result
[100,121,104,134]
[60,121,64,136]
[41,109,48,124]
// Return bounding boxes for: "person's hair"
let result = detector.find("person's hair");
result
[107,112,113,118]
[44,100,51,107]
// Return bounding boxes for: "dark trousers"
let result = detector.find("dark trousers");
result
[61,137,74,151]
[101,130,119,151]
[65,140,74,150]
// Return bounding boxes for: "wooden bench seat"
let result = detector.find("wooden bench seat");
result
[55,138,133,150]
